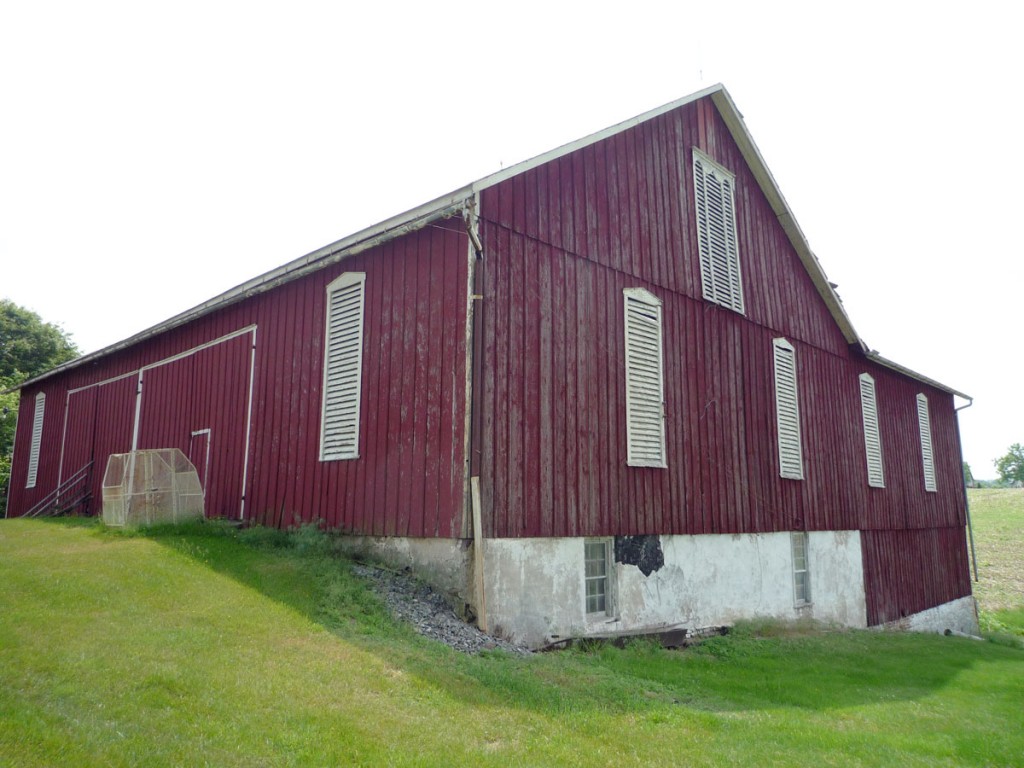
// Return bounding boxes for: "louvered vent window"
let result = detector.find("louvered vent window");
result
[692,148,745,314]
[624,288,666,468]
[320,272,366,461]
[859,374,885,488]
[26,392,45,489]
[916,393,937,492]
[773,338,804,480]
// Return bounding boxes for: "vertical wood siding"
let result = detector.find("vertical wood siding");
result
[7,85,967,639]
[478,96,966,542]
[7,219,469,538]
[861,527,972,626]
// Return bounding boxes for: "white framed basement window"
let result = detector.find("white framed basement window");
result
[916,393,937,492]
[859,373,885,488]
[319,272,366,461]
[791,531,811,606]
[773,338,804,480]
[584,539,613,616]
[623,288,666,468]
[692,148,745,314]
[25,392,45,489]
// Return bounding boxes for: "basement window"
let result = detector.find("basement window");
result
[26,392,45,489]
[859,373,885,488]
[585,539,613,615]
[916,393,937,492]
[791,531,811,606]
[320,272,367,461]
[773,338,804,480]
[624,288,666,468]
[692,148,745,314]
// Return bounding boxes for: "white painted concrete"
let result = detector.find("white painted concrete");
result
[878,595,980,637]
[484,531,868,648]
[334,536,471,601]
[337,531,976,649]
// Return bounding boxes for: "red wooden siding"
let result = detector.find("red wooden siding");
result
[861,527,972,626]
[60,375,140,517]
[7,219,470,538]
[135,330,254,518]
[478,96,967,541]
[480,101,850,359]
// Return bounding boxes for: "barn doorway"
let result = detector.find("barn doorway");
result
[189,429,211,497]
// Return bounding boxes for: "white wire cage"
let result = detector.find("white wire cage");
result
[101,449,204,527]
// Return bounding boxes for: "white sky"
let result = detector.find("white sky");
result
[1,1,1020,478]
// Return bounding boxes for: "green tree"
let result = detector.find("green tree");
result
[1,299,80,500]
[993,443,1024,486]
[963,461,975,488]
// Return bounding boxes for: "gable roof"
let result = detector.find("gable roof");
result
[17,85,966,399]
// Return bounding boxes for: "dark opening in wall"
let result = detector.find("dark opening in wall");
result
[614,535,664,577]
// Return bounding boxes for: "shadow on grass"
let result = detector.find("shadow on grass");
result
[37,516,1024,718]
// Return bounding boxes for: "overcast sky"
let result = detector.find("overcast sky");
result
[2,1,1020,477]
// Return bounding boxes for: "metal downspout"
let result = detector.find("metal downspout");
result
[955,397,979,582]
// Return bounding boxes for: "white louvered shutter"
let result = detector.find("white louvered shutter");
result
[26,392,45,489]
[859,374,885,488]
[624,288,666,468]
[692,149,744,314]
[773,339,804,480]
[916,393,937,492]
[320,273,366,461]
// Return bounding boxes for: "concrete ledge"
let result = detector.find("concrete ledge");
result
[877,596,980,637]
[333,535,473,604]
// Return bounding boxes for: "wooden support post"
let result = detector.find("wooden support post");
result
[471,475,488,633]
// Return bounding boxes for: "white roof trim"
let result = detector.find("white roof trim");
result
[470,84,727,194]
[16,83,966,401]
[17,189,472,390]
[866,352,969,400]
[708,89,863,349]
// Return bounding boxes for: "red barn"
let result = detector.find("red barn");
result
[5,85,976,646]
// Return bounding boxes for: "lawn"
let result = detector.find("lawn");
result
[1,516,1022,767]
[968,488,1024,615]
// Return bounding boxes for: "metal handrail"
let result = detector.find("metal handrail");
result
[24,461,94,518]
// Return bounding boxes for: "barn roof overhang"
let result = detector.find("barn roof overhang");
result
[17,84,966,400]
[864,351,970,401]
[14,189,475,391]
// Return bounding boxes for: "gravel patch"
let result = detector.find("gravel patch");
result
[352,563,532,655]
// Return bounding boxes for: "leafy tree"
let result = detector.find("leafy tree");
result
[993,444,1024,486]
[1,299,80,500]
[963,461,975,488]
[1,299,79,381]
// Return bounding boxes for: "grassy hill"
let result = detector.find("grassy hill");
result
[968,488,1024,639]
[1,498,1022,767]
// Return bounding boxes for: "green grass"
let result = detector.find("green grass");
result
[967,488,1024,641]
[2,518,1023,767]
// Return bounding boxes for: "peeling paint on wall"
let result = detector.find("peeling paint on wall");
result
[484,531,869,648]
[614,535,664,576]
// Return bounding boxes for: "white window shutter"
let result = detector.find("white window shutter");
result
[859,374,885,488]
[916,393,937,492]
[26,392,45,489]
[320,272,366,461]
[692,149,745,314]
[624,288,666,468]
[773,338,803,480]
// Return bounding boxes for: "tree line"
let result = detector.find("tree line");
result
[1,299,80,501]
